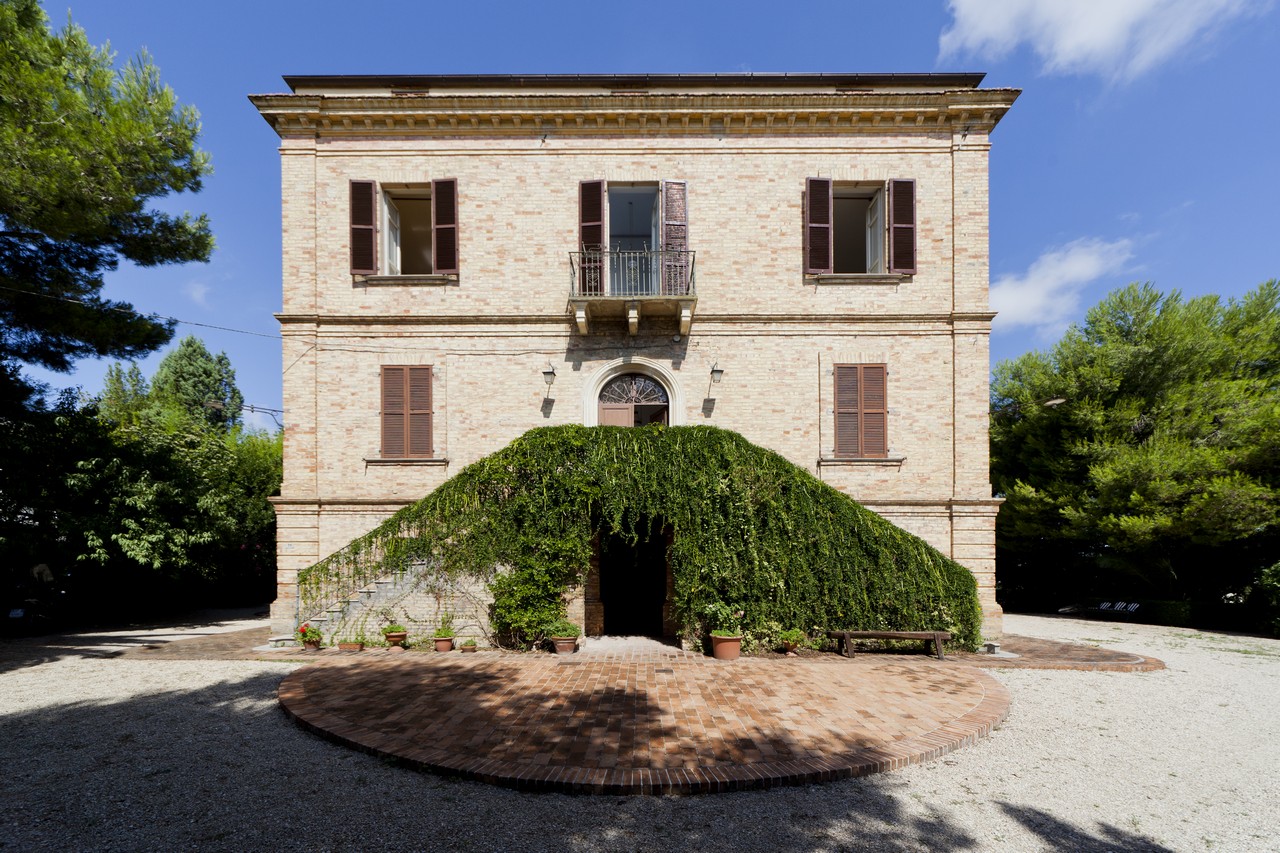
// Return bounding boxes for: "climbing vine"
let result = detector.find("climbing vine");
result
[298,425,982,649]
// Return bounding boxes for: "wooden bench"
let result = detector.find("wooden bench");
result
[826,630,952,660]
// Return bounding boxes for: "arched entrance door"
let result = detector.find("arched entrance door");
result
[598,373,669,427]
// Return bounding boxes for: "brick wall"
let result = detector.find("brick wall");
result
[267,100,1005,640]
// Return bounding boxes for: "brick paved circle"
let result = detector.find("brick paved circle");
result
[278,654,1010,795]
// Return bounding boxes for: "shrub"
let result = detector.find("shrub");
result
[299,426,983,650]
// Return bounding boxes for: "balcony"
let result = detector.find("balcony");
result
[568,249,697,335]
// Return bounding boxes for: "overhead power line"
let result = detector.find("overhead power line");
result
[0,284,282,340]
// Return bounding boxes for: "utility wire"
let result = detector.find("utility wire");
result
[0,283,282,340]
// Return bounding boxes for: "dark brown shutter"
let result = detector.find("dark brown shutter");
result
[579,180,605,294]
[834,364,888,458]
[660,179,689,295]
[804,178,833,274]
[432,179,458,275]
[350,180,377,275]
[380,366,406,457]
[888,179,916,274]
[834,365,860,457]
[580,180,605,248]
[860,364,888,457]
[407,366,433,457]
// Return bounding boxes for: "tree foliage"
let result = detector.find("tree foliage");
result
[0,345,279,622]
[992,281,1280,626]
[147,335,243,429]
[301,425,983,650]
[0,0,212,410]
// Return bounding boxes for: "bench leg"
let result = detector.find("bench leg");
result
[931,633,945,660]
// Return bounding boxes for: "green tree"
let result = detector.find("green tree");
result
[96,362,150,425]
[0,0,212,412]
[992,281,1280,627]
[148,336,244,429]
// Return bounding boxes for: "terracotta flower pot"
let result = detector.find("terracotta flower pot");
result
[434,637,454,652]
[460,644,478,653]
[337,642,364,651]
[551,637,577,655]
[302,640,321,651]
[711,635,742,660]
[383,631,408,648]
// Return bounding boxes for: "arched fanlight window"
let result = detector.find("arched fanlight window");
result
[598,373,669,426]
[599,374,669,404]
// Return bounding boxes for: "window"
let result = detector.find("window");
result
[834,364,887,458]
[350,179,458,276]
[577,179,689,296]
[598,373,669,427]
[804,178,915,275]
[380,366,433,458]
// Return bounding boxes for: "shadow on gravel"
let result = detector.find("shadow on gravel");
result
[999,803,1173,852]
[0,661,1176,852]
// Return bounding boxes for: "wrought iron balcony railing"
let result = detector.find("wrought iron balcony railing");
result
[569,248,696,298]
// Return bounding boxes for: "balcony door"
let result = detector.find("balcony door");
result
[598,373,669,427]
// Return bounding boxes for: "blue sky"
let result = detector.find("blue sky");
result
[31,0,1280,429]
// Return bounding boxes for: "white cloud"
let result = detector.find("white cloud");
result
[991,237,1134,335]
[184,280,211,308]
[939,0,1269,82]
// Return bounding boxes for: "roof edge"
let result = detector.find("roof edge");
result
[280,72,988,92]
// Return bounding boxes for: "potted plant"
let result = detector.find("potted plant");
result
[545,618,581,654]
[779,628,805,655]
[433,612,456,652]
[460,638,478,653]
[297,622,323,650]
[704,604,744,660]
[381,623,408,648]
[337,633,366,652]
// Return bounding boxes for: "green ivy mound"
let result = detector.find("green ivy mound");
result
[298,425,981,649]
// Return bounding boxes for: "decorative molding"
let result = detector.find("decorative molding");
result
[810,273,909,287]
[856,498,1005,509]
[363,457,450,466]
[818,456,906,467]
[356,274,459,287]
[250,89,1018,141]
[273,311,993,328]
[582,357,686,426]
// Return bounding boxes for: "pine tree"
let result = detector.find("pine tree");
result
[149,336,244,430]
[0,0,212,412]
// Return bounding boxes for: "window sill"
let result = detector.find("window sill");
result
[808,274,909,287]
[364,457,450,466]
[355,274,459,287]
[818,455,905,467]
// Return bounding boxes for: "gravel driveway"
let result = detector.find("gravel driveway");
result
[1,614,1276,852]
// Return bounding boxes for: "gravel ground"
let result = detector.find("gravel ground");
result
[1,614,1277,852]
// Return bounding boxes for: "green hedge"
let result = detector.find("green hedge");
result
[299,425,982,649]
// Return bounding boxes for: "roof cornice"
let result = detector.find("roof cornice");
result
[280,72,989,90]
[248,89,1020,139]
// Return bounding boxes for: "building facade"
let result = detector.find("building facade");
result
[251,73,1018,639]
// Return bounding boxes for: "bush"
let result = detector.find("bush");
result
[300,426,983,650]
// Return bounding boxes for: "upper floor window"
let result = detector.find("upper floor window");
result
[804,178,915,276]
[350,179,458,277]
[576,179,689,296]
